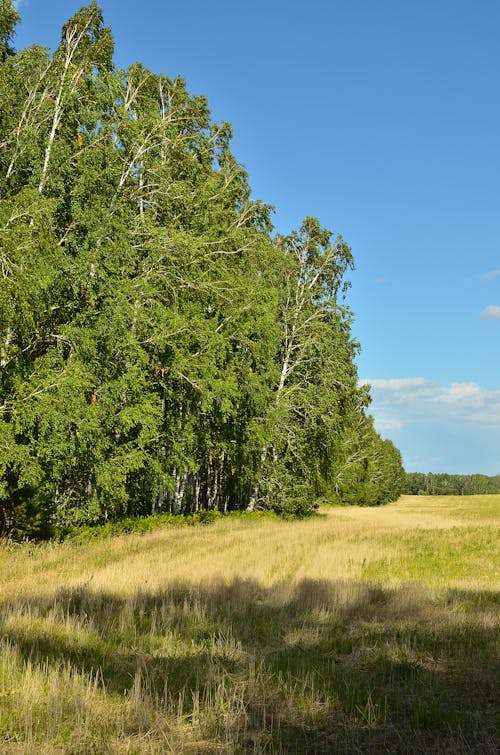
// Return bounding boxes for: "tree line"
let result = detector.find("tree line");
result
[406,473,500,496]
[0,2,405,538]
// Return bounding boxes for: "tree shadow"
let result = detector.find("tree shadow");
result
[1,578,498,753]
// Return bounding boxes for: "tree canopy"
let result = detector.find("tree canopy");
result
[406,472,500,496]
[0,2,405,538]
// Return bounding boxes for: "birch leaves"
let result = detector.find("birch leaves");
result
[0,3,404,536]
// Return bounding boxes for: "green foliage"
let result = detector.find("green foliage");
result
[58,507,279,543]
[406,472,500,496]
[0,4,405,538]
[0,0,19,62]
[61,509,220,542]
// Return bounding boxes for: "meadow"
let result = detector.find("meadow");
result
[0,495,498,753]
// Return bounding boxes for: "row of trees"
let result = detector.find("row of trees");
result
[406,473,500,496]
[0,2,405,538]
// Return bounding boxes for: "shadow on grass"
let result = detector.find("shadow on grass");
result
[1,579,498,753]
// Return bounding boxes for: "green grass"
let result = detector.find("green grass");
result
[362,526,499,584]
[58,508,279,542]
[0,495,498,752]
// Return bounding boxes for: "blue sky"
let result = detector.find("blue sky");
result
[13,0,500,474]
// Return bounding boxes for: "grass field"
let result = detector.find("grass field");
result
[0,495,498,753]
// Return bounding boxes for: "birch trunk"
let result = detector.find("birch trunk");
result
[1,327,12,368]
[37,22,89,194]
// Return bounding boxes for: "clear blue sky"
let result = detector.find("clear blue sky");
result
[13,0,500,474]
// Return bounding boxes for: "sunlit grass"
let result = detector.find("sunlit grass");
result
[0,495,498,752]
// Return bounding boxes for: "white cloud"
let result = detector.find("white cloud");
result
[481,269,500,281]
[360,377,500,473]
[360,377,426,391]
[373,417,405,431]
[438,382,485,408]
[362,377,500,427]
[481,305,500,319]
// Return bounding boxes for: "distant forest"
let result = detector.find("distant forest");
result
[406,473,500,496]
[0,2,404,539]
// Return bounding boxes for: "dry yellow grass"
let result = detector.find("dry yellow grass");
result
[2,494,496,600]
[0,495,498,752]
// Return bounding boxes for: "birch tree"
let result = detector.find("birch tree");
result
[248,217,356,511]
[0,3,404,537]
[0,0,18,62]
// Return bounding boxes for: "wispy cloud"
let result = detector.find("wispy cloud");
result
[480,269,500,281]
[373,417,405,431]
[361,377,426,391]
[361,377,500,473]
[480,305,500,319]
[362,377,500,427]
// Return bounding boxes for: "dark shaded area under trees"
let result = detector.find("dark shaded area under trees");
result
[0,2,404,539]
